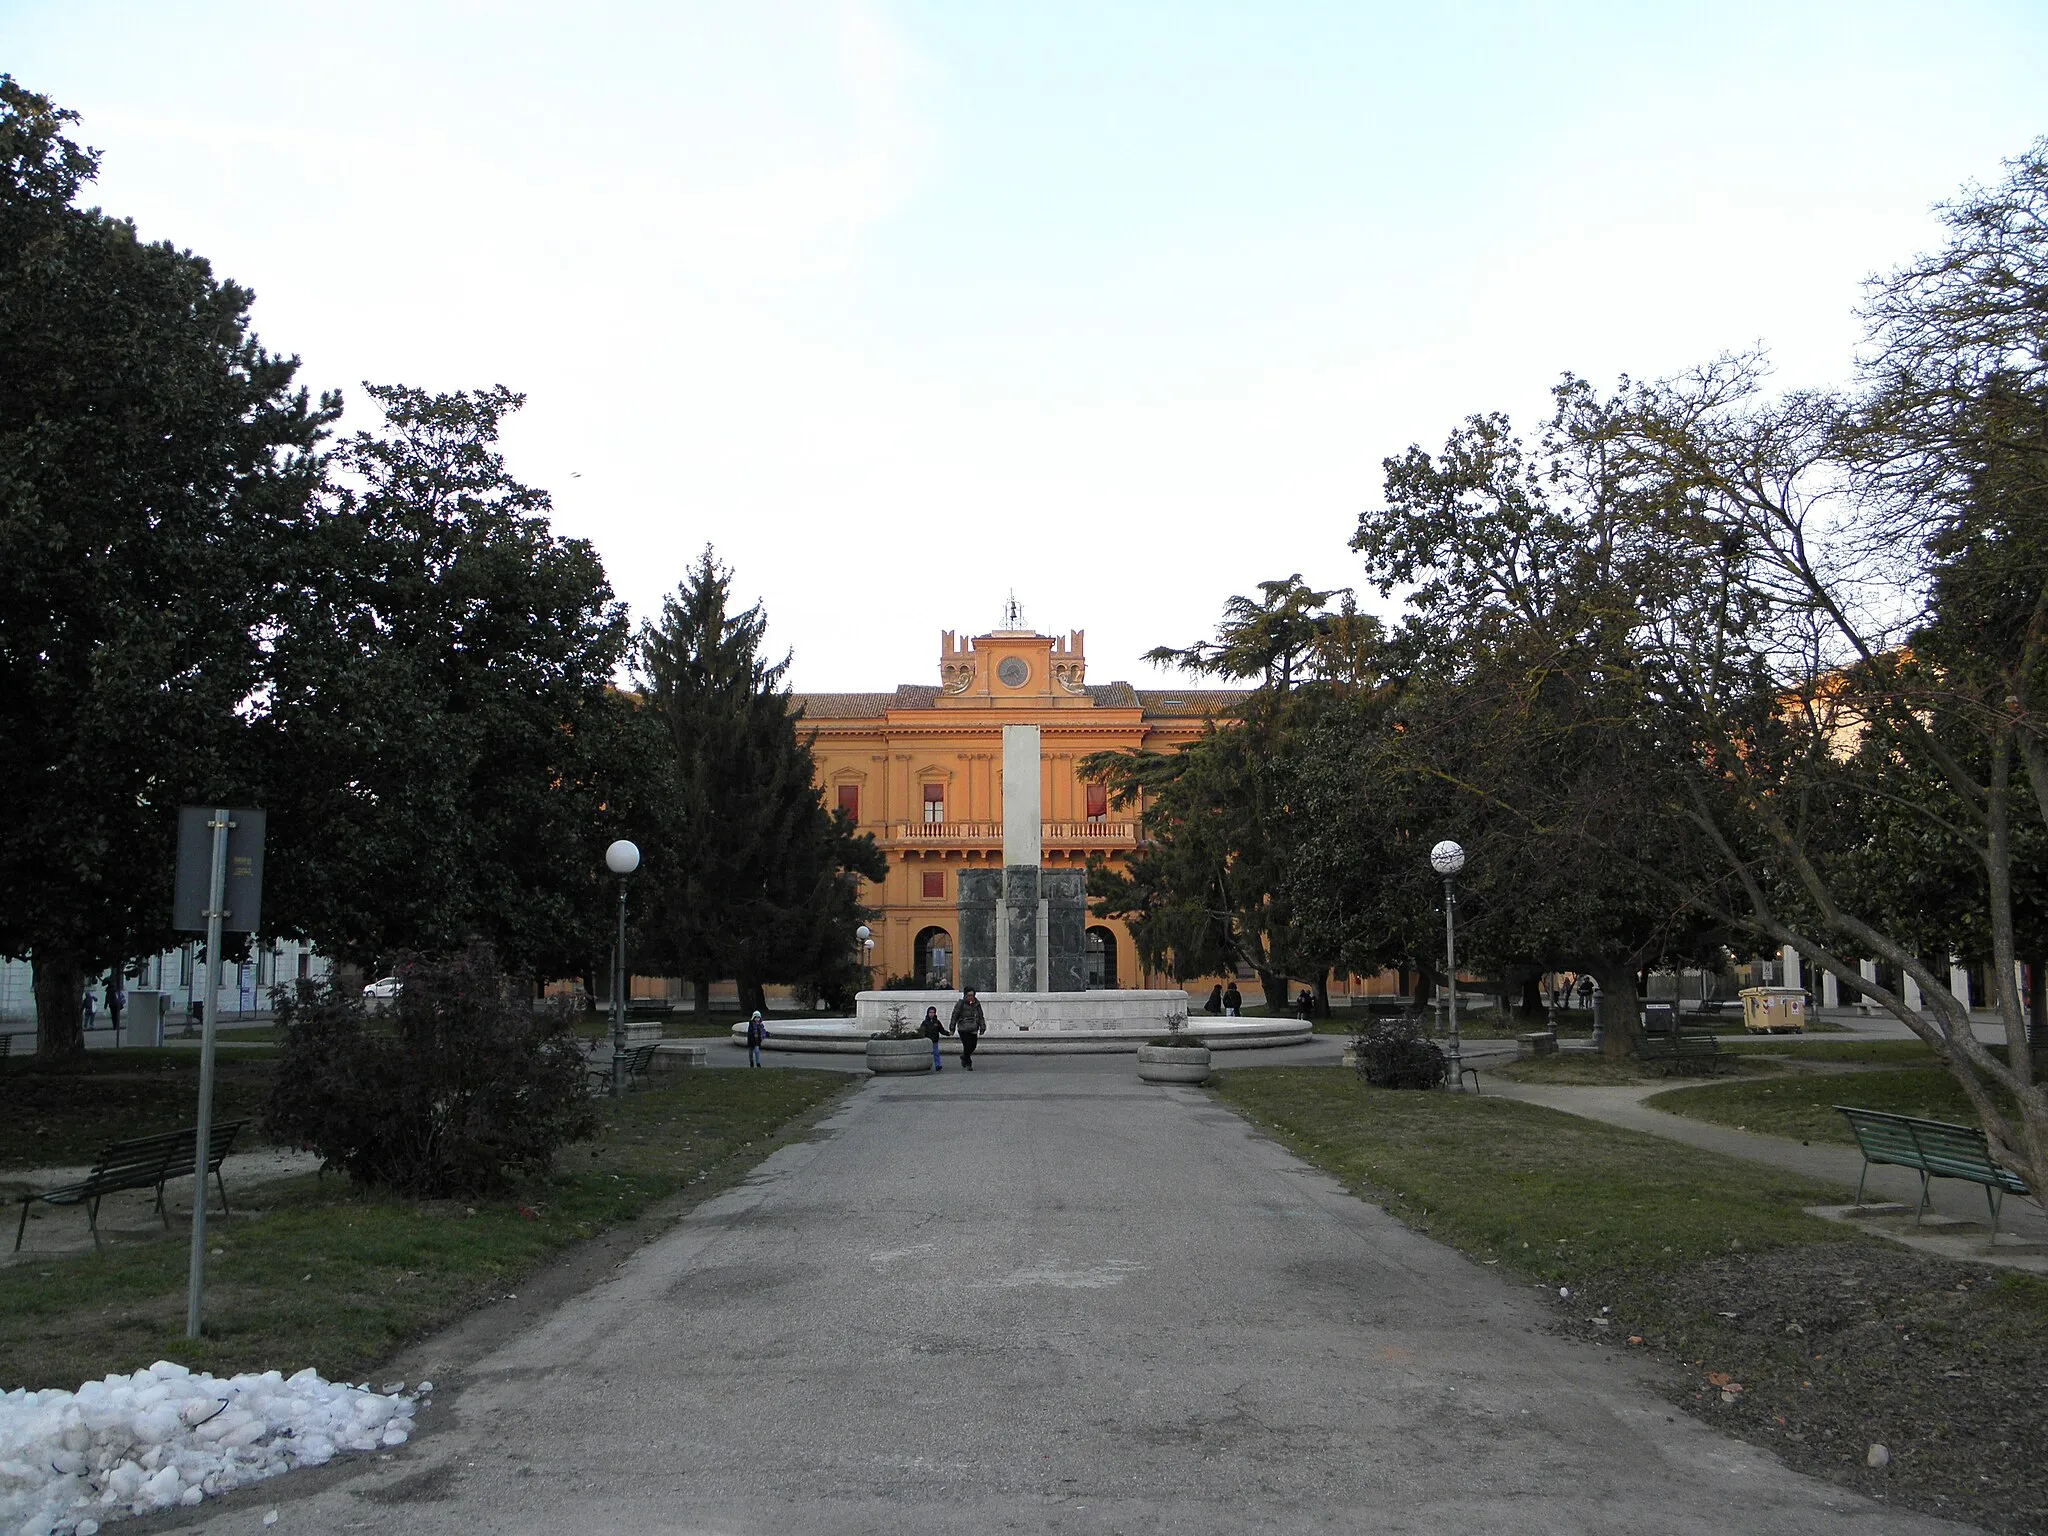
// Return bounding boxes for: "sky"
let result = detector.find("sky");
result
[6,1,2046,690]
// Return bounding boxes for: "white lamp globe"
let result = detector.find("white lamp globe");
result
[1429,839,1467,876]
[604,839,641,876]
[855,925,872,943]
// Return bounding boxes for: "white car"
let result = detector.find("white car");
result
[363,975,401,1012]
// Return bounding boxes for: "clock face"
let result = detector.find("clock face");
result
[996,657,1030,687]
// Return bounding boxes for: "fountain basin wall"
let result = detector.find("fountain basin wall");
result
[732,990,1312,1053]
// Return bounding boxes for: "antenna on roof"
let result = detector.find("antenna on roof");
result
[1000,591,1028,631]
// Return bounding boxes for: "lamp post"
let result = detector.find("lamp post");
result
[855,924,874,990]
[605,839,640,1099]
[1429,839,1469,1092]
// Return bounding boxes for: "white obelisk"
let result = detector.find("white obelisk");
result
[997,723,1042,992]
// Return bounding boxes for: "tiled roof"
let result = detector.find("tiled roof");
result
[787,684,1251,721]
[789,693,895,719]
[1136,689,1250,718]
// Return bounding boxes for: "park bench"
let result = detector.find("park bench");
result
[1637,1028,1719,1073]
[585,1043,659,1092]
[1835,1105,2035,1240]
[14,1120,247,1252]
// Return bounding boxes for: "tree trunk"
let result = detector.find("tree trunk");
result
[693,977,711,1021]
[737,976,768,1019]
[2030,957,2045,1055]
[1593,964,1642,1059]
[33,950,86,1058]
[1314,971,1331,1019]
[1519,974,1542,1018]
[1251,966,1285,1015]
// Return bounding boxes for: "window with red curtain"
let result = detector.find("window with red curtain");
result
[922,871,945,899]
[1085,784,1109,822]
[923,783,945,823]
[837,785,860,820]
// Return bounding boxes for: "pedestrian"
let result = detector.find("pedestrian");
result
[1203,984,1224,1016]
[745,1009,766,1067]
[920,1005,946,1071]
[109,981,126,1037]
[1577,975,1596,1010]
[1222,981,1241,1017]
[81,988,96,1031]
[1296,988,1314,1023]
[950,987,985,1070]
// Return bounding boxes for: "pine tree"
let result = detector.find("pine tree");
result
[633,549,884,1014]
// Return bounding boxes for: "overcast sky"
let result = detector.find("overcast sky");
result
[8,1,2046,689]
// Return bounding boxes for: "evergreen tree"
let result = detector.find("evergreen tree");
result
[255,384,632,977]
[632,549,884,1015]
[0,78,334,1054]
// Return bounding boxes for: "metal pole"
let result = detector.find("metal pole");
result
[186,808,230,1338]
[1444,876,1466,1091]
[610,877,627,1098]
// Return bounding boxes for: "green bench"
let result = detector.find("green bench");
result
[1638,1029,1720,1073]
[586,1043,660,1092]
[14,1120,247,1252]
[1836,1105,2034,1240]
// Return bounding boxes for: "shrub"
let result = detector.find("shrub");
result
[266,945,598,1197]
[1351,1019,1448,1090]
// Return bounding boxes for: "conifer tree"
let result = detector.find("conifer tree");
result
[633,549,883,1015]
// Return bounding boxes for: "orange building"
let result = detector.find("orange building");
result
[792,617,1245,991]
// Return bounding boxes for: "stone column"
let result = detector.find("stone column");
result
[1949,961,1972,1011]
[1780,945,1802,992]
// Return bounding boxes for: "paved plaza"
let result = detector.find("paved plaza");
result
[162,1055,1964,1534]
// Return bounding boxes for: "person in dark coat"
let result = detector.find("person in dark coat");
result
[949,988,986,1070]
[1203,984,1224,1015]
[1296,988,1314,1023]
[745,1009,766,1067]
[920,1005,946,1071]
[1222,982,1242,1017]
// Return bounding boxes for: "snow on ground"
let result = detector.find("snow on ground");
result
[0,1361,423,1536]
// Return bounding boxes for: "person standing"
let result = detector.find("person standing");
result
[920,1005,946,1071]
[81,988,97,1032]
[745,1009,766,1067]
[950,988,985,1070]
[1203,984,1224,1016]
[109,980,126,1038]
[1222,981,1241,1017]
[1577,975,1596,1011]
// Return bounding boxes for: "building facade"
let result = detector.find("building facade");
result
[792,618,1245,992]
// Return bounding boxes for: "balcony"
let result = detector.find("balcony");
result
[885,820,1138,849]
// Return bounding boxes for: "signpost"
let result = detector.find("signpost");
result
[172,806,265,1340]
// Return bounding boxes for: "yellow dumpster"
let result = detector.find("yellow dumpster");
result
[1739,986,1807,1034]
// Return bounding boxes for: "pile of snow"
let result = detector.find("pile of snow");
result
[0,1361,426,1536]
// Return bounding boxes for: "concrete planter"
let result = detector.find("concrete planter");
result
[865,1036,935,1075]
[1136,1044,1212,1084]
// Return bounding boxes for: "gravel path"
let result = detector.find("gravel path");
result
[164,1056,1964,1534]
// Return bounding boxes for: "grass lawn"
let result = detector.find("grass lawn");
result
[1210,1066,2048,1534]
[0,1048,281,1169]
[1488,1051,1780,1086]
[1726,1039,1936,1066]
[1647,1066,2001,1146]
[1213,1067,1853,1276]
[0,1069,852,1392]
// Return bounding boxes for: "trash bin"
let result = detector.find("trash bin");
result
[1739,986,1807,1034]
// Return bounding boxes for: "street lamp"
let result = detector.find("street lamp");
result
[1429,839,1470,1092]
[605,839,640,1099]
[855,924,874,990]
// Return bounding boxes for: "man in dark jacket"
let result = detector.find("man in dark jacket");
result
[949,989,986,1070]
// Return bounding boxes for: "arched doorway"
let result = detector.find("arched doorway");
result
[913,926,954,989]
[1085,926,1118,990]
